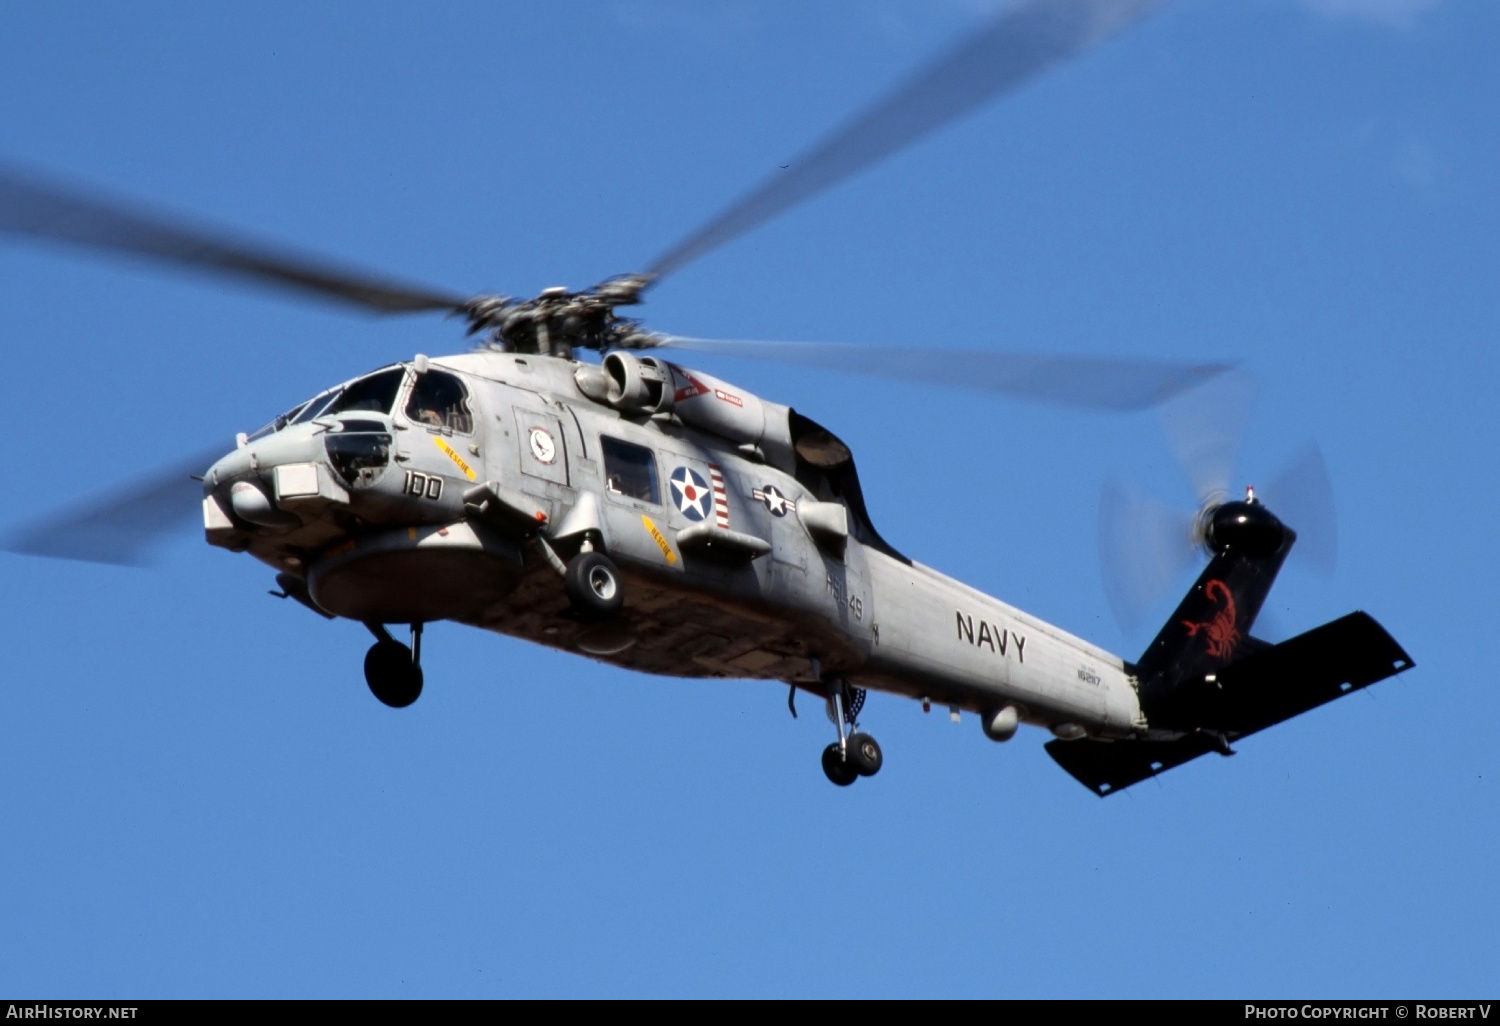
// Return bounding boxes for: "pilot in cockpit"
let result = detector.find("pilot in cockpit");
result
[405,370,474,433]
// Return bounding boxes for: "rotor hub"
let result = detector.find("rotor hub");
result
[462,273,660,357]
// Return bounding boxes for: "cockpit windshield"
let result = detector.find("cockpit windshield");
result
[283,367,406,429]
[245,398,310,442]
[289,392,337,426]
[327,368,406,417]
[245,366,416,439]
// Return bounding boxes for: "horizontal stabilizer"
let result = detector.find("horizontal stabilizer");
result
[1045,731,1225,797]
[1161,611,1413,735]
[1047,611,1414,796]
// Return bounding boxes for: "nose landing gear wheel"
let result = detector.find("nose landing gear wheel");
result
[565,551,625,620]
[364,638,423,708]
[821,743,858,787]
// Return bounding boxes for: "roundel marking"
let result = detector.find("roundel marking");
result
[754,484,795,517]
[669,466,713,522]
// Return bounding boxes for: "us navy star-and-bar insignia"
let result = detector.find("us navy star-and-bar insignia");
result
[752,484,796,517]
[669,466,714,522]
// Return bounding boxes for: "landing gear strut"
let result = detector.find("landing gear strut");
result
[819,674,881,786]
[363,622,424,708]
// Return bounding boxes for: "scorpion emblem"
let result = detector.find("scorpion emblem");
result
[1181,579,1241,658]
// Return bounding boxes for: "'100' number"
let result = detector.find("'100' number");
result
[404,471,443,500]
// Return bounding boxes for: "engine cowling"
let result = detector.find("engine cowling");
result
[602,351,673,413]
[656,363,787,456]
[579,354,797,470]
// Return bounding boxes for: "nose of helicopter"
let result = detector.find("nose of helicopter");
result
[203,421,359,531]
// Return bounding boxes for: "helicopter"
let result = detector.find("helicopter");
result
[0,0,1413,793]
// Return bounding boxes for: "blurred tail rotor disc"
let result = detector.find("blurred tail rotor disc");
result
[1097,374,1338,635]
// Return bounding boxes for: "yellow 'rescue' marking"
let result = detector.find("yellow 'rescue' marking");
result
[433,435,476,481]
[641,515,676,565]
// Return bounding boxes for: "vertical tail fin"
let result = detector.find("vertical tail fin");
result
[1049,493,1415,796]
[1132,497,1292,725]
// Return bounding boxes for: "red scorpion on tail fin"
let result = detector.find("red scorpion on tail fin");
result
[1181,579,1241,659]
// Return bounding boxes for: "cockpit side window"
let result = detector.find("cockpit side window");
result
[405,370,474,434]
[327,368,406,417]
[601,436,659,503]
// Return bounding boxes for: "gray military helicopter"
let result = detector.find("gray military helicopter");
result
[0,0,1412,793]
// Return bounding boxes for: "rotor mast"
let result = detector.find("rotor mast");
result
[462,273,663,358]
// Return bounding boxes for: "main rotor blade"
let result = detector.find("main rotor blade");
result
[3,445,224,566]
[1098,479,1198,632]
[646,0,1165,281]
[0,165,468,314]
[659,336,1229,410]
[1265,443,1337,575]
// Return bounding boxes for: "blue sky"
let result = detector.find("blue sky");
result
[0,0,1495,998]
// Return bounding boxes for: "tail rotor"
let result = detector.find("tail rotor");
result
[1098,373,1338,634]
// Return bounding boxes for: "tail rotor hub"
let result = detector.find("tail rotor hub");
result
[1202,487,1289,558]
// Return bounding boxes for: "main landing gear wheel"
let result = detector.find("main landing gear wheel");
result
[565,551,624,620]
[847,733,883,777]
[363,623,423,708]
[817,675,880,787]
[822,743,858,787]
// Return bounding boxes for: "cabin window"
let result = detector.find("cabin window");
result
[406,370,474,434]
[601,436,659,503]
